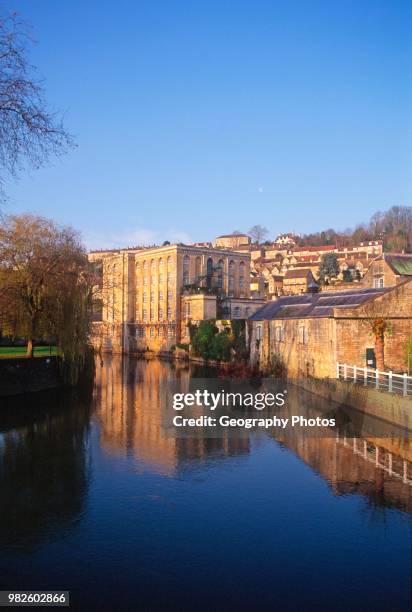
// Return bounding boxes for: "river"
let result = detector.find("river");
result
[0,356,410,611]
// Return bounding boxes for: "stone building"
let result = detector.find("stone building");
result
[361,253,412,288]
[248,280,412,378]
[282,269,317,295]
[95,243,264,353]
[213,233,251,249]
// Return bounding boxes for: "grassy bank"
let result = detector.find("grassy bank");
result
[0,346,58,359]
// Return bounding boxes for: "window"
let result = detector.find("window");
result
[244,307,250,318]
[167,326,174,338]
[374,277,384,288]
[256,325,263,340]
[195,256,201,281]
[150,291,155,303]
[168,290,173,301]
[229,260,234,290]
[159,274,164,284]
[185,302,191,317]
[167,306,172,319]
[216,259,224,288]
[150,327,155,338]
[159,326,163,338]
[233,306,241,318]
[275,325,284,342]
[150,309,154,321]
[142,309,147,321]
[159,308,164,321]
[143,292,147,303]
[159,292,164,301]
[183,255,190,286]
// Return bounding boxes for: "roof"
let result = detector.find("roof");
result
[284,269,313,280]
[216,233,249,239]
[385,254,412,276]
[249,287,389,321]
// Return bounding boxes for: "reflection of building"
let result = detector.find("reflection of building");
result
[249,281,412,377]
[94,243,264,353]
[96,356,250,475]
[97,357,412,512]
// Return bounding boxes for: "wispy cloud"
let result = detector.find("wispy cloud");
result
[84,227,192,251]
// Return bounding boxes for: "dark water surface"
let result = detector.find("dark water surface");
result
[0,356,411,611]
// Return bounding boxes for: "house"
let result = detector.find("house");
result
[248,280,412,378]
[283,269,317,295]
[213,233,251,249]
[362,253,412,288]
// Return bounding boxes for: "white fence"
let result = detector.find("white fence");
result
[337,363,412,397]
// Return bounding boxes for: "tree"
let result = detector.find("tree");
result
[0,214,91,380]
[248,225,269,243]
[318,253,340,285]
[0,12,74,199]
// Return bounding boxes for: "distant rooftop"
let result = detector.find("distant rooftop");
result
[384,253,412,276]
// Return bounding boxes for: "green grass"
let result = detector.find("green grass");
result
[0,346,58,359]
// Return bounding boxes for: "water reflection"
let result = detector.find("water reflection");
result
[95,357,250,475]
[0,356,410,610]
[95,356,412,513]
[0,390,92,550]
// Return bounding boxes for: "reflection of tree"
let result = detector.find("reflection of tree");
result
[0,390,92,550]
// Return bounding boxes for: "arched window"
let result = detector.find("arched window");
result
[206,257,213,289]
[195,256,201,283]
[216,259,224,288]
[158,258,164,283]
[239,261,245,294]
[183,255,190,286]
[228,260,234,290]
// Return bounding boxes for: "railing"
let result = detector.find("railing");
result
[337,363,412,397]
[336,431,412,485]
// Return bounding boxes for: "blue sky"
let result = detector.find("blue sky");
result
[3,0,412,248]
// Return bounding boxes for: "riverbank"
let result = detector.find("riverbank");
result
[294,377,412,431]
[0,356,61,396]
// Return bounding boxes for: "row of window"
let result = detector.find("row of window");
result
[141,291,174,302]
[136,325,175,339]
[138,307,173,322]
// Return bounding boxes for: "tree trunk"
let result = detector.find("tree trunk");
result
[375,332,385,371]
[26,337,33,358]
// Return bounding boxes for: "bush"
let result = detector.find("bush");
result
[209,331,231,361]
[191,320,218,359]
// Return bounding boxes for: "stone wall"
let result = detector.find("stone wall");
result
[335,280,412,373]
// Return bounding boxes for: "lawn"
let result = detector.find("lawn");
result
[0,346,58,359]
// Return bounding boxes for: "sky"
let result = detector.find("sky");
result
[3,0,412,249]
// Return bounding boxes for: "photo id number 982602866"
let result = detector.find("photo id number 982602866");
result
[0,592,69,607]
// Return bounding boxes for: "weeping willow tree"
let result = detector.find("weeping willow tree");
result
[0,213,94,385]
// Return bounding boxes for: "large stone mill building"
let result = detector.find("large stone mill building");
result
[92,243,264,353]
